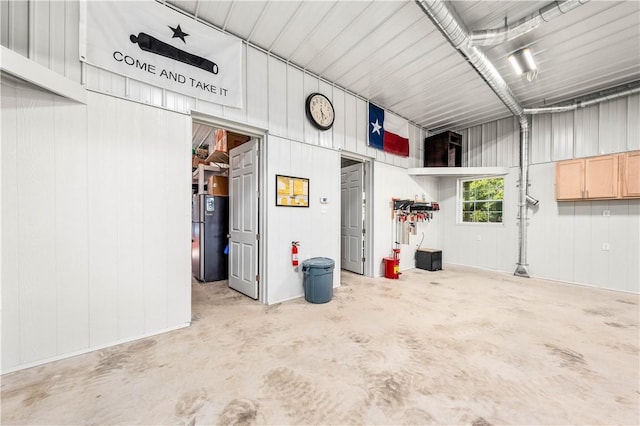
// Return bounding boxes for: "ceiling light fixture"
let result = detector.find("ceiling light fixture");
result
[508,48,537,75]
[508,47,538,82]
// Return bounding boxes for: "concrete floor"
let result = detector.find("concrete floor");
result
[2,265,639,425]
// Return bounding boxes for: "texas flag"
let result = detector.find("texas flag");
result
[368,103,409,157]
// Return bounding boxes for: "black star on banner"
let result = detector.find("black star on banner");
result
[169,24,189,43]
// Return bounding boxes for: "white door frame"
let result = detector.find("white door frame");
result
[340,151,374,277]
[190,111,268,304]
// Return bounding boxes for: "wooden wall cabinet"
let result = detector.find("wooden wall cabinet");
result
[555,151,639,200]
[620,151,640,198]
[424,131,462,167]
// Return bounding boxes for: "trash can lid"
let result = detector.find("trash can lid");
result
[302,257,335,268]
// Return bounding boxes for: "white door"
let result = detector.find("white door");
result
[341,162,364,274]
[229,139,259,299]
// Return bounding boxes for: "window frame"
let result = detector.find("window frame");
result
[457,176,505,226]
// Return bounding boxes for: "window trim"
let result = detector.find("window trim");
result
[457,176,505,226]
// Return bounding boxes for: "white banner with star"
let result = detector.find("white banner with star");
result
[81,0,243,108]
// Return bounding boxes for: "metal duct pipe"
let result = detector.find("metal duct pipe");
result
[514,118,531,277]
[470,0,590,46]
[415,1,524,118]
[524,86,640,114]
[415,0,533,277]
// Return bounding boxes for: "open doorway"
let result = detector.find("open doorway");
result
[340,155,372,276]
[191,117,263,301]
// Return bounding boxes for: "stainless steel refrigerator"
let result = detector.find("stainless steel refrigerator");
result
[192,194,229,282]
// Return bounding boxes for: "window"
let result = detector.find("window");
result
[461,177,504,223]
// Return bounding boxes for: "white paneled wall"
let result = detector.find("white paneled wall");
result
[527,163,639,293]
[450,94,640,292]
[265,137,341,304]
[372,163,440,277]
[438,170,519,273]
[0,0,81,83]
[1,83,191,372]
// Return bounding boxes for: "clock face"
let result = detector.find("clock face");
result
[305,93,334,130]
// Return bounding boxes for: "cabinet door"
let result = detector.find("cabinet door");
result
[555,159,584,200]
[585,154,618,199]
[620,151,640,198]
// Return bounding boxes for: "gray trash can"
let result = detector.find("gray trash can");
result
[302,257,335,304]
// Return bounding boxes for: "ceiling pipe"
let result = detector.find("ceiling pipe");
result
[415,0,533,277]
[470,0,590,47]
[524,86,640,114]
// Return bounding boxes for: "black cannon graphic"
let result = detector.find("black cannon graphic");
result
[130,32,218,75]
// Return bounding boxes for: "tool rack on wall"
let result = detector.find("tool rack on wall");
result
[391,198,440,245]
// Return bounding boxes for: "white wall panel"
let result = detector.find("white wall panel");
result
[481,121,497,166]
[1,81,21,368]
[265,137,340,304]
[467,125,482,167]
[303,73,320,146]
[608,201,637,293]
[30,0,51,67]
[247,48,269,130]
[588,201,611,288]
[599,97,627,154]
[287,65,305,142]
[128,80,164,108]
[63,0,81,82]
[17,86,58,364]
[527,163,562,279]
[86,65,127,98]
[373,163,440,277]
[496,116,518,167]
[267,57,287,137]
[551,110,574,161]
[409,124,423,168]
[0,89,191,372]
[49,0,66,75]
[142,107,169,332]
[265,136,292,303]
[625,202,640,293]
[223,44,248,124]
[1,1,10,49]
[574,104,599,158]
[459,129,469,166]
[440,170,518,272]
[54,97,89,354]
[627,94,640,151]
[164,103,191,327]
[165,89,195,114]
[194,96,223,118]
[572,202,592,286]
[116,100,146,338]
[11,1,30,55]
[343,93,358,154]
[87,93,119,348]
[1,0,81,82]
[530,114,552,164]
[332,88,345,150]
[355,97,370,158]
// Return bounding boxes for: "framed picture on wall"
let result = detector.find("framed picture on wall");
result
[276,175,309,207]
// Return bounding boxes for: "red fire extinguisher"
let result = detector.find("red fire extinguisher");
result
[292,241,299,267]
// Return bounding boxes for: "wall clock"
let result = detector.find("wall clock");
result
[305,93,335,131]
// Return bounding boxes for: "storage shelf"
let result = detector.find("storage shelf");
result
[192,164,227,194]
[408,167,509,177]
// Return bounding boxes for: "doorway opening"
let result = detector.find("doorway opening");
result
[340,154,372,276]
[190,115,265,302]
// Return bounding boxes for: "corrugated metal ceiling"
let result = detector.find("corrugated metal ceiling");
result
[166,0,640,133]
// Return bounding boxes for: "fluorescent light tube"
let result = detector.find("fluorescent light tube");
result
[509,54,523,75]
[522,48,537,71]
